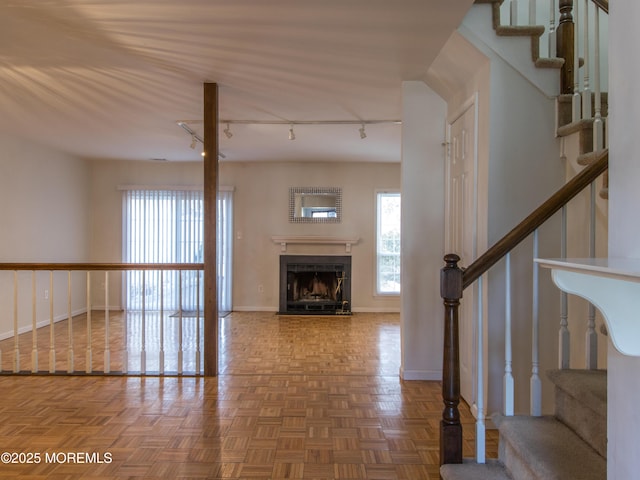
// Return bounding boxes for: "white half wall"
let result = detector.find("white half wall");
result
[400,81,447,381]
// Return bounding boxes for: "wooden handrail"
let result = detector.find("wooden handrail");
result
[592,0,608,14]
[0,263,204,271]
[440,149,608,466]
[462,149,608,289]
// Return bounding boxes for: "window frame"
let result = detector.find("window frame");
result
[375,189,401,296]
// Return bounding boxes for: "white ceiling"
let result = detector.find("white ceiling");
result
[0,0,473,163]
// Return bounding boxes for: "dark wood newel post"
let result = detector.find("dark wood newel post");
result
[440,253,463,465]
[556,0,575,94]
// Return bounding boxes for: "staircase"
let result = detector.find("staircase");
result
[440,1,609,478]
[441,369,607,479]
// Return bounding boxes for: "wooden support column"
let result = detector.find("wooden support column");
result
[203,82,219,376]
[440,254,463,465]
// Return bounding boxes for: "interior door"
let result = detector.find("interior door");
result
[446,100,478,407]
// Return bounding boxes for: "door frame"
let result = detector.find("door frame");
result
[444,92,487,417]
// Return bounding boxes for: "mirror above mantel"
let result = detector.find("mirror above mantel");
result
[289,187,341,223]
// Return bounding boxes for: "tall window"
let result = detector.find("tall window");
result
[376,191,401,294]
[123,188,233,312]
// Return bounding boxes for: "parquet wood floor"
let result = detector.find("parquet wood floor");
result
[0,312,497,479]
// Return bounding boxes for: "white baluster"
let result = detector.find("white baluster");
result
[581,0,592,119]
[104,271,110,373]
[504,253,515,416]
[529,0,536,25]
[86,272,92,373]
[559,206,570,369]
[32,272,38,372]
[586,182,598,369]
[49,271,55,373]
[67,272,74,373]
[510,0,518,25]
[141,270,146,375]
[593,7,604,151]
[476,275,486,464]
[548,0,557,57]
[531,230,542,416]
[159,270,165,375]
[13,271,19,373]
[178,271,184,375]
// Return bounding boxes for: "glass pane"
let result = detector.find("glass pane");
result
[377,193,401,294]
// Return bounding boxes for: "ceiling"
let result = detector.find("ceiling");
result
[0,0,473,163]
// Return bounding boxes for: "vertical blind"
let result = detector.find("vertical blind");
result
[123,188,233,313]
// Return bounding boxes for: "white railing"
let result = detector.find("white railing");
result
[469,161,607,462]
[501,0,608,151]
[0,263,204,376]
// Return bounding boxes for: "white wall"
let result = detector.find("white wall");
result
[484,45,564,415]
[607,1,640,477]
[221,161,400,312]
[400,81,447,380]
[88,159,401,312]
[0,134,90,339]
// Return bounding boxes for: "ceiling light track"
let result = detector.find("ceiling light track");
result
[177,119,402,126]
[177,121,225,158]
[221,119,401,126]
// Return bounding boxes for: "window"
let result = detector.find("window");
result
[123,188,233,313]
[376,191,401,294]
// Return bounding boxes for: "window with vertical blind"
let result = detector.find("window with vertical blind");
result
[123,188,233,313]
[376,191,401,294]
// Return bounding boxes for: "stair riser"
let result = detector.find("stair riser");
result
[555,387,607,458]
[499,436,538,480]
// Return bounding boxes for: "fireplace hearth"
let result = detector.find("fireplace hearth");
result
[279,255,351,315]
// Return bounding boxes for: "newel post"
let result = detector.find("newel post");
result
[440,254,463,465]
[556,0,575,94]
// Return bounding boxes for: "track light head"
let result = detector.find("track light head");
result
[223,123,233,139]
[190,135,197,149]
[288,124,296,141]
[359,124,367,139]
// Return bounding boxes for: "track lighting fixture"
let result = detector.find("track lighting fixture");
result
[177,121,225,159]
[177,118,402,158]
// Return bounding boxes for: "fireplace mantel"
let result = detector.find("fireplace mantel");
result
[271,235,359,253]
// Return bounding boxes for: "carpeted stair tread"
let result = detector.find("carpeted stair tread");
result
[547,369,606,415]
[494,414,606,480]
[441,459,513,480]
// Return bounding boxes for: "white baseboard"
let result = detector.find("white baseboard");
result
[0,307,88,341]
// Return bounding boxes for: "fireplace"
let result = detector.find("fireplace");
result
[279,255,351,315]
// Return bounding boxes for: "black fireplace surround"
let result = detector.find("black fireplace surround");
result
[279,255,352,315]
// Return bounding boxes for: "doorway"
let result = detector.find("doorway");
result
[445,94,479,409]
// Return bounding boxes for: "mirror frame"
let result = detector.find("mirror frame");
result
[289,187,342,223]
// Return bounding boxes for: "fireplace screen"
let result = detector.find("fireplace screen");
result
[279,255,351,314]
